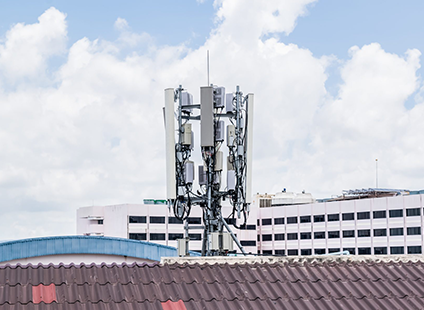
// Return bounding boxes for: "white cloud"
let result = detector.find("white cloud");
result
[0,1,423,239]
[0,7,67,83]
[114,17,129,31]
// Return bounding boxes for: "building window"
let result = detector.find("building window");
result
[287,249,298,256]
[275,250,286,255]
[407,227,421,235]
[300,232,311,240]
[275,233,285,241]
[343,230,355,238]
[275,249,285,255]
[168,233,184,240]
[188,217,202,224]
[129,216,146,224]
[260,199,272,208]
[342,213,354,221]
[262,234,272,241]
[240,224,256,230]
[257,219,260,226]
[97,220,103,225]
[150,233,165,240]
[374,247,387,255]
[262,218,272,226]
[373,210,386,219]
[408,246,422,254]
[262,250,273,255]
[314,248,326,255]
[390,228,403,236]
[328,231,340,239]
[240,240,256,247]
[389,209,403,218]
[358,247,371,255]
[129,233,146,240]
[274,218,284,225]
[358,229,371,237]
[343,248,355,255]
[300,216,311,223]
[407,208,421,217]
[189,234,201,240]
[357,212,370,220]
[301,249,312,255]
[390,246,404,254]
[169,217,183,224]
[328,248,340,253]
[150,216,165,224]
[327,214,339,222]
[257,235,260,241]
[287,216,298,224]
[314,231,325,239]
[314,214,325,222]
[373,228,387,237]
[287,233,298,240]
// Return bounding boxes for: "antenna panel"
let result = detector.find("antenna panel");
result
[184,161,194,184]
[200,87,214,147]
[198,165,207,185]
[215,120,225,142]
[214,151,223,171]
[182,123,192,146]
[225,93,234,113]
[181,92,193,112]
[213,86,225,108]
[227,125,235,147]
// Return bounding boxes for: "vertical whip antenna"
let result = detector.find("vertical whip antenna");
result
[207,50,210,86]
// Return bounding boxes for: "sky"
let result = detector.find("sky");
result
[1,0,424,239]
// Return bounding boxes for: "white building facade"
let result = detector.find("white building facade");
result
[77,192,424,256]
[257,193,424,256]
[77,200,258,254]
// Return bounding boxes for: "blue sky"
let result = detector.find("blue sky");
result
[1,0,424,238]
[2,0,424,58]
[2,0,423,107]
[0,0,216,48]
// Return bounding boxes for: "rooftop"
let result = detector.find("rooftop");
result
[2,255,424,309]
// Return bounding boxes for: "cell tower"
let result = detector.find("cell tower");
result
[164,84,253,256]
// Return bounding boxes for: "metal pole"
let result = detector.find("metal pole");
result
[206,153,213,255]
[184,219,189,256]
[235,86,242,218]
[221,217,247,255]
[376,158,378,188]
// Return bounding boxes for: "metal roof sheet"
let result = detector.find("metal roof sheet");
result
[0,236,200,263]
[1,259,424,309]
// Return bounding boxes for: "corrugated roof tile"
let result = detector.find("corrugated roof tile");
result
[2,260,424,309]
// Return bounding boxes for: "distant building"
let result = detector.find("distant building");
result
[77,199,258,254]
[77,189,424,256]
[256,189,424,256]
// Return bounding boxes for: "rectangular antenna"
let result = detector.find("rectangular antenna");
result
[200,86,214,147]
[164,88,176,199]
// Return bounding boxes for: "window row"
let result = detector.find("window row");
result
[259,227,421,241]
[260,208,422,225]
[129,233,202,241]
[128,216,201,224]
[263,246,422,256]
[128,216,253,228]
